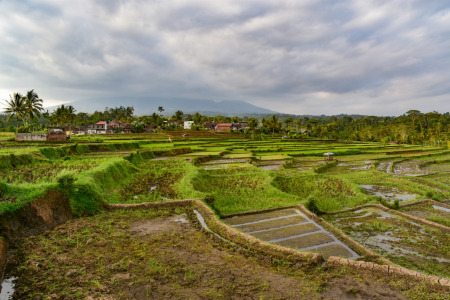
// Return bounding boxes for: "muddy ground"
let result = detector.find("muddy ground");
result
[7,207,449,299]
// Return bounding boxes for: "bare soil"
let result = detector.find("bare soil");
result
[9,207,448,299]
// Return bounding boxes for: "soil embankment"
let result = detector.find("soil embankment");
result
[0,190,72,245]
[0,189,73,287]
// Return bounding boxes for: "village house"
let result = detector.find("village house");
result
[216,123,232,132]
[184,121,194,129]
[231,122,248,131]
[203,121,216,130]
[87,121,108,134]
[122,123,132,133]
[64,126,87,135]
[108,120,122,130]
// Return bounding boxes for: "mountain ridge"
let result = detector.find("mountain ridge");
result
[58,97,277,116]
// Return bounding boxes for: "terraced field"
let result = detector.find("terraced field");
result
[0,133,449,298]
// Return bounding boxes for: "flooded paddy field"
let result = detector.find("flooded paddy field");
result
[399,202,450,227]
[323,207,450,278]
[223,208,358,259]
[200,158,251,170]
[360,185,419,203]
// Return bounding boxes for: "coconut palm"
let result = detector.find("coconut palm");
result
[267,115,281,137]
[247,118,259,139]
[23,89,43,129]
[4,92,26,131]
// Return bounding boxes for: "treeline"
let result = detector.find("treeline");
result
[1,91,449,145]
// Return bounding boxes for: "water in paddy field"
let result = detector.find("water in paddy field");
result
[360,184,418,203]
[0,276,16,299]
[324,207,450,277]
[223,208,358,259]
[433,205,450,213]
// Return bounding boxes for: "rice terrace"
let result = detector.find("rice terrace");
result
[0,127,449,299]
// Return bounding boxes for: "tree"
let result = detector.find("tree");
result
[267,115,281,137]
[174,110,184,122]
[284,117,293,129]
[247,118,259,139]
[294,119,302,132]
[23,89,43,128]
[66,105,76,133]
[158,106,164,116]
[131,120,144,133]
[4,92,26,131]
[193,112,202,124]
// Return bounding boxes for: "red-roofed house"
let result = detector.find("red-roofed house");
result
[216,123,232,132]
[94,121,107,134]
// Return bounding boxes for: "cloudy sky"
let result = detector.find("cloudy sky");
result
[1,0,449,115]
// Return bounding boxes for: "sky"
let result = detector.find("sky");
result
[0,0,449,116]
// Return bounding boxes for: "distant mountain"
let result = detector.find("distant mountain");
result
[63,97,277,116]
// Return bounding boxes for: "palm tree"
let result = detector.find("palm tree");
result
[267,115,281,137]
[284,117,293,129]
[23,89,43,129]
[294,119,302,132]
[4,92,26,131]
[66,105,76,134]
[247,118,259,139]
[158,106,164,116]
[51,105,67,126]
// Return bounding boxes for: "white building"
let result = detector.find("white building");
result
[184,121,194,130]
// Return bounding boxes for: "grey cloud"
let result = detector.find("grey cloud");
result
[0,0,449,115]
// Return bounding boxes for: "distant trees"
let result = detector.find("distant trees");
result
[50,105,76,127]
[174,110,184,122]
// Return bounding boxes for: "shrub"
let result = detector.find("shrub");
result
[57,171,75,189]
[306,197,323,215]
[67,184,102,216]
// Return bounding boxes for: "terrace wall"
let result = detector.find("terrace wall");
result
[14,132,66,141]
[0,237,7,279]
[14,133,47,141]
[47,132,66,141]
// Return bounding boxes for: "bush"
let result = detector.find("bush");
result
[75,143,90,154]
[306,197,323,215]
[57,171,75,189]
[68,184,102,216]
[204,195,220,215]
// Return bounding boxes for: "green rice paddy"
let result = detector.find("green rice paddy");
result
[1,132,449,279]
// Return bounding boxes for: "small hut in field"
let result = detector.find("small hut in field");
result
[323,152,334,161]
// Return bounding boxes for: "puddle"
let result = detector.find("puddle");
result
[376,161,394,174]
[392,160,429,176]
[432,205,450,213]
[399,202,450,227]
[360,185,417,203]
[258,165,282,170]
[0,276,16,299]
[223,209,358,259]
[202,159,252,170]
[203,159,247,164]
